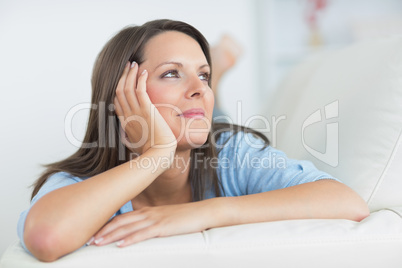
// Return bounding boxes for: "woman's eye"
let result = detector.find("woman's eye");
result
[161,70,179,78]
[199,72,210,82]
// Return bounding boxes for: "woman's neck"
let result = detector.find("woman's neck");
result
[131,149,192,209]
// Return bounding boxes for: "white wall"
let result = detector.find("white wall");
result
[257,0,402,97]
[0,0,258,256]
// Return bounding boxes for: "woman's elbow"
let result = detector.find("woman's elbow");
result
[319,179,370,222]
[24,225,65,262]
[350,199,370,222]
[337,182,370,222]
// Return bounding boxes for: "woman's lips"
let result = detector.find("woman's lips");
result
[178,108,205,119]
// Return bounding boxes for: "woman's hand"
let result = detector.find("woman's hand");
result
[114,61,177,154]
[90,201,217,247]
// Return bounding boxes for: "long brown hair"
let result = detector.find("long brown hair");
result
[31,19,269,201]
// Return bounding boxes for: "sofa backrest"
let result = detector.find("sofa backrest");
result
[264,36,402,212]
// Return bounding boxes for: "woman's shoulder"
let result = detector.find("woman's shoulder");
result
[33,172,85,201]
[46,171,85,184]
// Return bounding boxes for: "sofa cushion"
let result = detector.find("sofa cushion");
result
[1,210,402,268]
[265,36,402,212]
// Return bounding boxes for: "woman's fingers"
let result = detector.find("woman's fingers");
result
[94,213,147,239]
[113,97,124,117]
[90,203,208,247]
[135,70,151,108]
[116,225,159,247]
[113,62,175,153]
[115,62,149,118]
[94,217,154,246]
[124,62,140,111]
[115,62,132,116]
[95,221,155,246]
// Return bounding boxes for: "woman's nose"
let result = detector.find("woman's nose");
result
[185,75,207,99]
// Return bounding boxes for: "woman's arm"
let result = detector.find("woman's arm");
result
[212,179,370,226]
[91,179,369,247]
[25,62,177,262]
[24,147,174,262]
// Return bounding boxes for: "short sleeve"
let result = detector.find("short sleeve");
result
[216,131,340,197]
[17,172,83,253]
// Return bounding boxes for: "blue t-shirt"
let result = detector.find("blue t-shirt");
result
[17,131,338,253]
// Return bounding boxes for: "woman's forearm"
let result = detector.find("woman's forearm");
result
[24,147,175,262]
[207,180,369,229]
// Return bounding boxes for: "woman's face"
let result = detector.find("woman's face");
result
[138,31,214,150]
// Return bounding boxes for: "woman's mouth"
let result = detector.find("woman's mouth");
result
[178,108,205,119]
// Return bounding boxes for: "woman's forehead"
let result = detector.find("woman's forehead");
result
[142,31,207,66]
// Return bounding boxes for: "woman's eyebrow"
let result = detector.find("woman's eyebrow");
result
[199,64,210,70]
[153,61,210,71]
[154,61,183,71]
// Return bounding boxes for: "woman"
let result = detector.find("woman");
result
[18,19,369,262]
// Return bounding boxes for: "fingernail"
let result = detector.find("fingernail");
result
[116,240,125,247]
[131,61,136,68]
[141,69,147,75]
[86,236,95,246]
[94,237,104,245]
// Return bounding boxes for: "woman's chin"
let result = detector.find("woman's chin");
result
[176,134,209,150]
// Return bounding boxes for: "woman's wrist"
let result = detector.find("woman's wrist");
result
[131,146,177,175]
[200,196,239,230]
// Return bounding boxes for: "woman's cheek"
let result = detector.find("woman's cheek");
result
[145,84,159,104]
[146,82,177,104]
[205,90,215,119]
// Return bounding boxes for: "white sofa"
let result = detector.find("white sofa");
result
[2,36,402,268]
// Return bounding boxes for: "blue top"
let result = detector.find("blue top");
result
[17,131,338,253]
